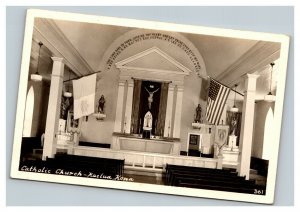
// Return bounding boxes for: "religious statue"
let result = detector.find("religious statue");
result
[145,87,159,109]
[230,116,237,136]
[71,114,79,128]
[98,95,106,114]
[194,104,202,123]
[143,111,153,129]
[60,96,71,120]
[143,111,153,139]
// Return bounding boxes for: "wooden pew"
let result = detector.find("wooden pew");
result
[165,164,238,184]
[168,170,250,186]
[53,154,124,177]
[179,183,256,194]
[173,175,256,188]
[165,163,263,194]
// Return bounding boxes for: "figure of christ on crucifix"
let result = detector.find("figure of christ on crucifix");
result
[145,87,160,109]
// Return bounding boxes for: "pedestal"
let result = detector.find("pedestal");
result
[58,119,66,133]
[192,123,206,129]
[228,135,237,149]
[93,113,106,121]
[143,129,151,139]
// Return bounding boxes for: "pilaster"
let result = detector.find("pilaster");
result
[42,57,65,160]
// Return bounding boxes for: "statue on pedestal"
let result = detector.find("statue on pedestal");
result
[143,111,153,129]
[60,96,71,120]
[230,116,237,136]
[194,104,202,123]
[98,95,106,114]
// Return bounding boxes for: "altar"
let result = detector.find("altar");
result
[111,132,181,155]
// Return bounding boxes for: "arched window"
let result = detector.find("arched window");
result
[262,106,274,160]
[22,86,34,137]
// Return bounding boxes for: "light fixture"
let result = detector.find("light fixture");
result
[63,71,72,98]
[264,62,276,102]
[230,84,239,113]
[30,42,43,82]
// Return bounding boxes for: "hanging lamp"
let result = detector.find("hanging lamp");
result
[63,71,72,98]
[264,62,276,102]
[230,84,239,113]
[30,42,43,82]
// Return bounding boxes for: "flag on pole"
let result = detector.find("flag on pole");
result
[72,74,97,120]
[205,78,230,125]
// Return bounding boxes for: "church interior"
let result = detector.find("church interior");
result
[18,17,283,194]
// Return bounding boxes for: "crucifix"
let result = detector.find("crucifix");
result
[145,87,159,109]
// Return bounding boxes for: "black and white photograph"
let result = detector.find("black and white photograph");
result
[9,9,290,204]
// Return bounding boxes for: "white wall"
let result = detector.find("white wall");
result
[79,30,207,151]
[180,72,204,151]
[80,68,120,143]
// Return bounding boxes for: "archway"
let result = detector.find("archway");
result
[22,86,34,137]
[262,106,274,160]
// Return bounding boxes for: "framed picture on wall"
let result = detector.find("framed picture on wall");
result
[188,133,201,145]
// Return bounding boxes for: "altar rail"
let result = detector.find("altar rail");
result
[73,146,222,171]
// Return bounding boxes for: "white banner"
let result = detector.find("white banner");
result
[72,74,97,119]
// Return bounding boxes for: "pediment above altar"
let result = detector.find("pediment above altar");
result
[115,47,192,77]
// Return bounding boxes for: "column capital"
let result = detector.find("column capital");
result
[176,84,184,92]
[244,73,260,79]
[168,83,175,91]
[127,78,134,85]
[51,57,65,63]
[244,74,259,92]
[118,79,126,86]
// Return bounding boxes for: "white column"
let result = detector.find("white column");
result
[164,83,175,137]
[173,84,184,138]
[42,57,64,160]
[114,79,126,132]
[237,74,259,180]
[124,79,134,134]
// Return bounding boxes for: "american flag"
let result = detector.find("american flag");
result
[205,78,230,125]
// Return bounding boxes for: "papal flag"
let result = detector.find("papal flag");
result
[205,78,230,125]
[72,74,97,120]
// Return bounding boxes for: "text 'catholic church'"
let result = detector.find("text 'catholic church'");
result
[17,16,283,195]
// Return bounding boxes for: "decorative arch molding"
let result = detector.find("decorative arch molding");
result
[115,46,191,84]
[98,29,207,78]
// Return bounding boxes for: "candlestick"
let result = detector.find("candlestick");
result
[124,116,127,133]
[168,120,171,137]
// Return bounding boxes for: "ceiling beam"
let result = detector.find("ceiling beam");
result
[216,41,281,87]
[33,18,95,77]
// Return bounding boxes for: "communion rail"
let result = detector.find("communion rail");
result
[73,146,222,171]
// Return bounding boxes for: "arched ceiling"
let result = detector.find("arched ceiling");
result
[53,19,258,79]
[35,18,281,99]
